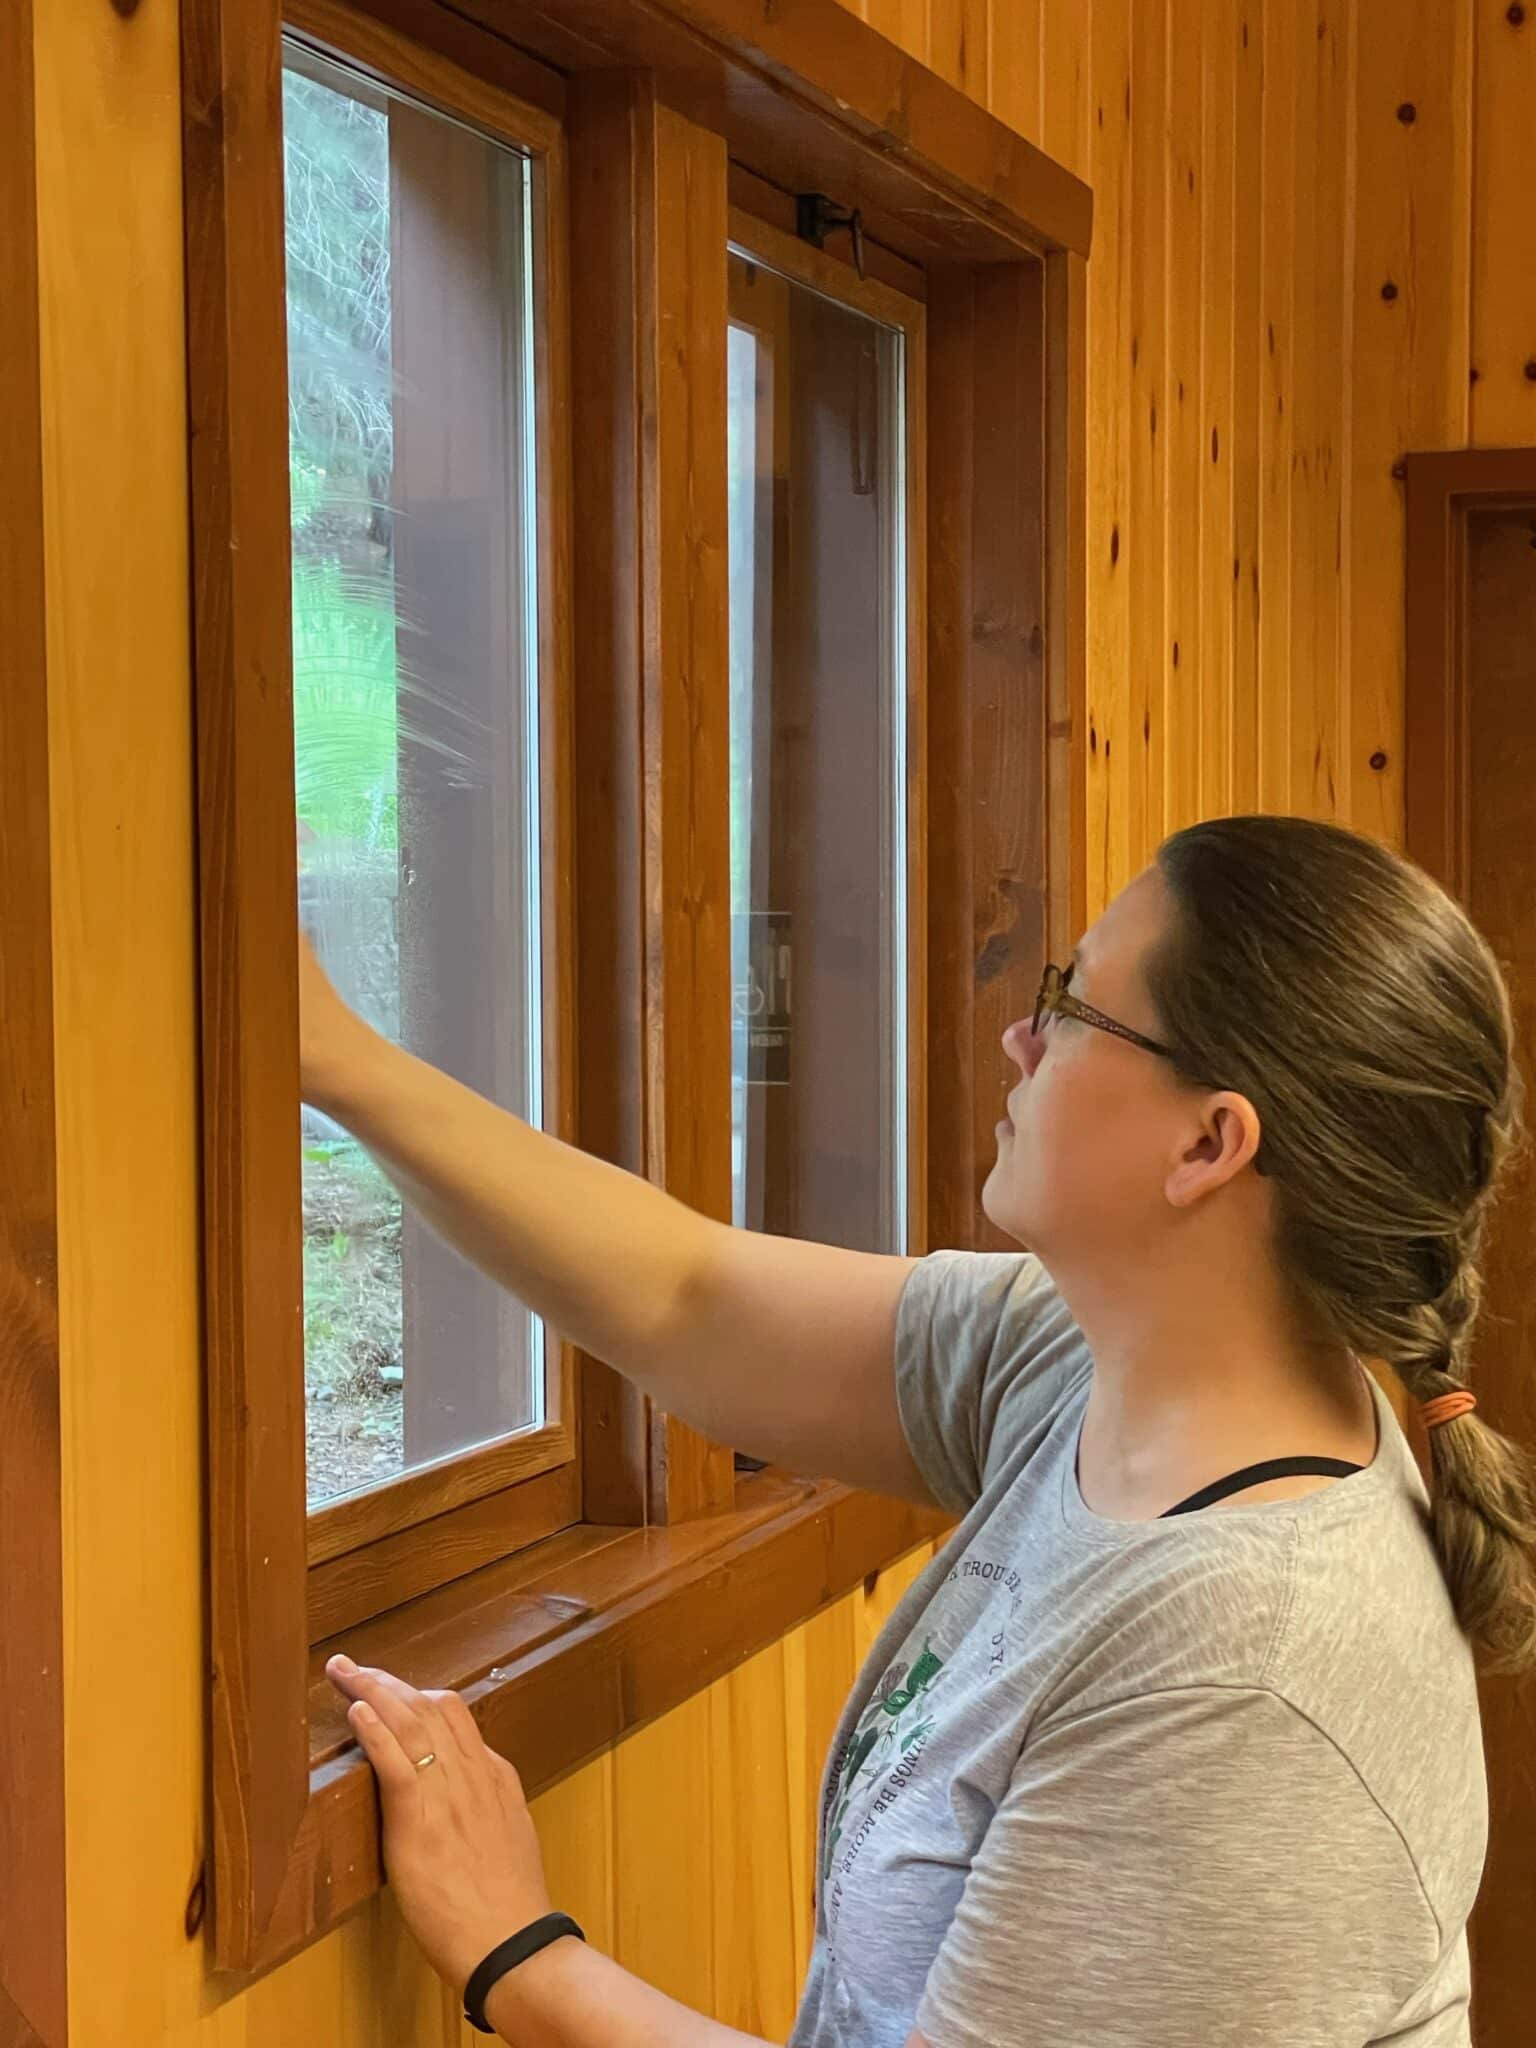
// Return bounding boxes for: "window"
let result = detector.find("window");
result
[282,43,549,1507]
[726,244,918,1251]
[186,0,1084,1977]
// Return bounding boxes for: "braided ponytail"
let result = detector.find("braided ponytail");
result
[1149,816,1536,1673]
[1395,1211,1536,1671]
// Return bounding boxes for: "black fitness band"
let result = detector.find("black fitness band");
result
[463,1912,585,2034]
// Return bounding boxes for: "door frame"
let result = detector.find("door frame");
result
[1402,443,1536,2048]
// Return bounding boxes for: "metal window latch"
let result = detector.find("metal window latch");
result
[796,193,866,280]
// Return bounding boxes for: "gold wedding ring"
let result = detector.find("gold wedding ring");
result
[413,1751,438,1771]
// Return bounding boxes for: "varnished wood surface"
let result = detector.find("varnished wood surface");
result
[42,0,1536,2039]
[0,2,66,2040]
[181,0,315,1969]
[1404,462,1536,2048]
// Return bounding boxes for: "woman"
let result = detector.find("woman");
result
[311,815,1536,2047]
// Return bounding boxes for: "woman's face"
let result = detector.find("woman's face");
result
[983,868,1215,1259]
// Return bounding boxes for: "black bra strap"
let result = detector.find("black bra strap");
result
[1160,1456,1365,1518]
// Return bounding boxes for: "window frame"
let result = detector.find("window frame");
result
[279,5,584,1617]
[722,209,929,1252]
[183,0,1090,1978]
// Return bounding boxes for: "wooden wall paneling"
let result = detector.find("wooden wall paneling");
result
[1229,1,1265,817]
[1043,0,1094,187]
[1164,2,1205,839]
[859,0,929,68]
[568,75,734,1524]
[1471,0,1536,447]
[1306,0,1353,822]
[1346,0,1474,843]
[1128,0,1169,872]
[531,1753,617,1953]
[1046,249,1090,958]
[781,1598,859,1972]
[1197,0,1236,825]
[929,0,990,104]
[1284,0,1321,819]
[0,1,67,2040]
[988,0,1043,146]
[612,1692,716,2009]
[1086,0,1134,913]
[1256,0,1296,814]
[38,0,209,2031]
[180,0,315,1968]
[451,0,1092,264]
[852,1540,934,1659]
[708,1646,801,2039]
[925,262,1051,1253]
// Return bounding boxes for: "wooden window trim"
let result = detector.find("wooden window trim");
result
[723,210,930,1250]
[0,3,68,2039]
[184,0,1089,1979]
[1399,444,1536,2048]
[1403,445,1536,898]
[285,0,584,1592]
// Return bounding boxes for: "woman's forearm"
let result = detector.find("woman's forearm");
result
[486,1939,770,2048]
[310,1026,716,1384]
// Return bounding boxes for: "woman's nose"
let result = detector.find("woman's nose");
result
[1002,1016,1044,1077]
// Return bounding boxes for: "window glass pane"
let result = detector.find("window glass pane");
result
[727,251,908,1251]
[283,43,545,1508]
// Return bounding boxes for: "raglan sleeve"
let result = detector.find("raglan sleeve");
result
[894,1249,1089,1515]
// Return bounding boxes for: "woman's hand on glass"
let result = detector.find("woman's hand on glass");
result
[297,929,369,1112]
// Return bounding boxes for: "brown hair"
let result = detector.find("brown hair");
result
[1149,814,1536,1672]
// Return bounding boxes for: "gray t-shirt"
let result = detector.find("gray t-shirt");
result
[790,1251,1487,2048]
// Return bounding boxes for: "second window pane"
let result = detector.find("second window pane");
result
[727,250,909,1252]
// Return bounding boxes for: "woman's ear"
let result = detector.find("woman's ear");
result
[1164,1092,1263,1208]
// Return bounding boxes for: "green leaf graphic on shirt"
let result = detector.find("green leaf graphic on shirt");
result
[821,1640,947,1882]
[879,1643,943,1715]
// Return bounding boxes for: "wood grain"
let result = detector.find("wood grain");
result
[181,0,314,1969]
[987,0,1042,145]
[1196,0,1235,824]
[1470,0,1536,447]
[1256,0,1296,815]
[307,1461,583,1640]
[1346,0,1474,844]
[568,75,735,1526]
[287,0,566,127]
[0,2,65,2038]
[1163,0,1204,839]
[1045,249,1090,958]
[185,0,590,1968]
[237,1481,946,1975]
[1401,453,1536,2048]
[1084,0,1133,909]
[925,262,1052,1253]
[444,0,1092,263]
[1126,0,1169,874]
[1228,0,1265,821]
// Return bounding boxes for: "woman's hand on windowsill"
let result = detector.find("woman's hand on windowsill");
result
[325,1654,554,1998]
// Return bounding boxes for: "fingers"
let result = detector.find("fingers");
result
[423,1687,487,1772]
[347,1697,419,1798]
[327,1656,437,1772]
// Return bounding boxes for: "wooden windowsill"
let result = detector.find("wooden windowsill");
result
[228,1472,949,1981]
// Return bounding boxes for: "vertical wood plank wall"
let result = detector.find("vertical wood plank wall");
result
[34,1,1534,2042]
[858,0,1532,909]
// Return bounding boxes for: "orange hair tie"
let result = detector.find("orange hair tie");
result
[1421,1391,1478,1431]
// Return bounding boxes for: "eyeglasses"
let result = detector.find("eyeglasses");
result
[1032,962,1174,1062]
